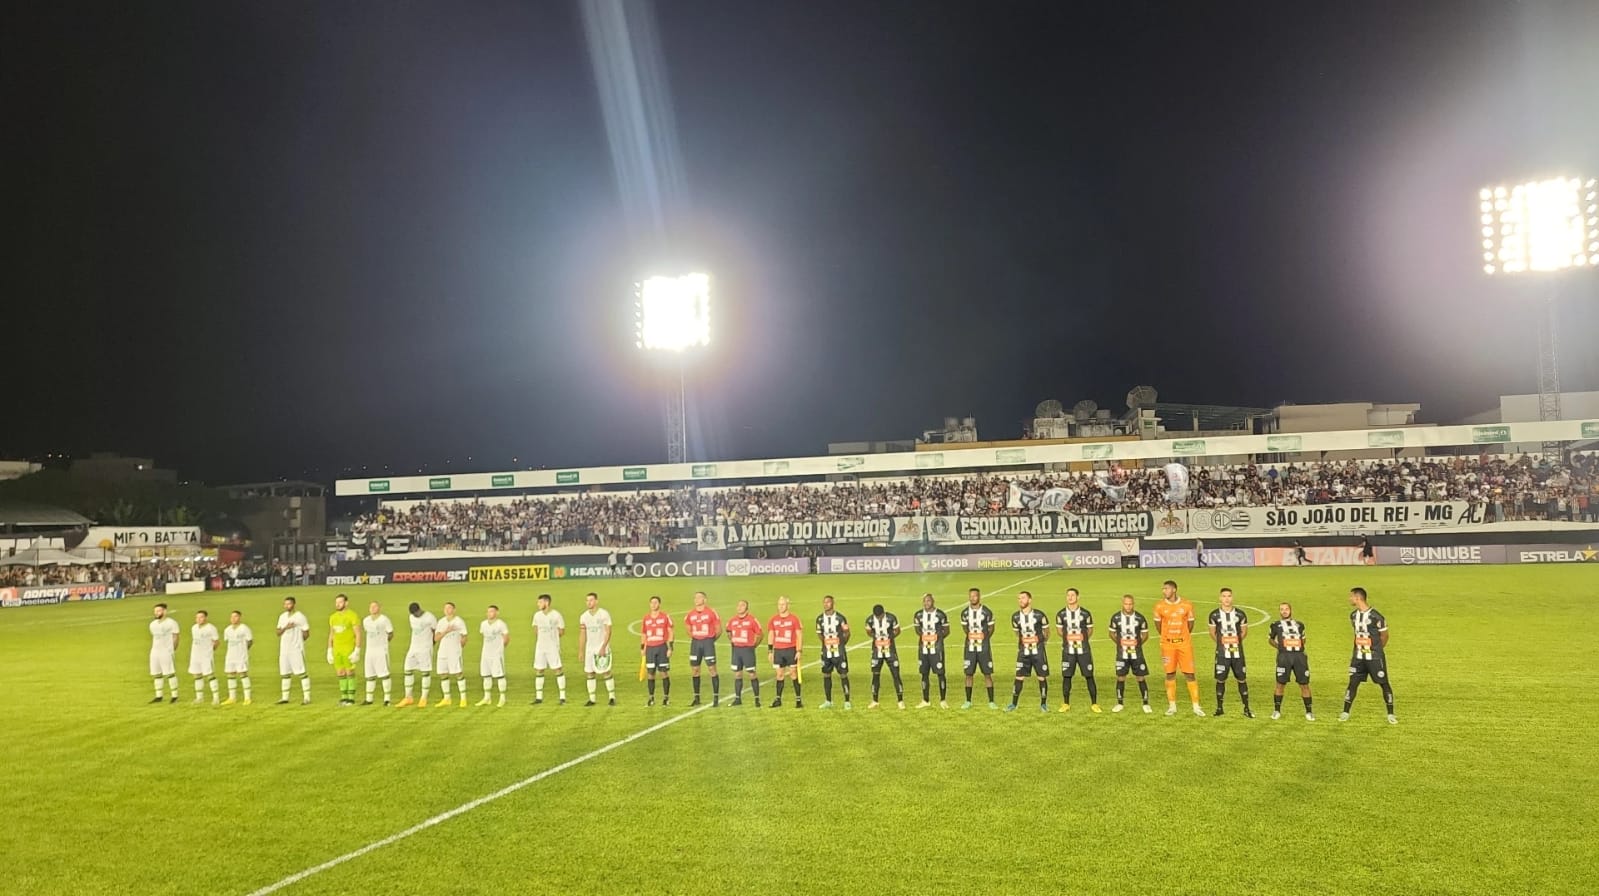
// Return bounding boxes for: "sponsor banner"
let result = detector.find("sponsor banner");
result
[1511,544,1598,563]
[206,576,271,591]
[1253,546,1367,566]
[467,564,551,583]
[703,518,897,549]
[1200,547,1256,568]
[81,527,202,549]
[630,560,718,578]
[723,557,810,576]
[1,584,123,607]
[1266,435,1303,452]
[428,477,451,490]
[1367,431,1405,448]
[915,551,1124,572]
[1471,425,1511,444]
[390,570,470,584]
[164,581,205,595]
[368,479,391,493]
[491,474,515,488]
[956,513,1155,540]
[1375,545,1506,566]
[326,574,390,586]
[556,471,580,485]
[622,467,648,481]
[820,556,920,575]
[553,564,620,579]
[1189,502,1483,535]
[1171,439,1206,456]
[1139,549,1196,569]
[692,464,718,478]
[916,453,945,469]
[1583,422,1599,439]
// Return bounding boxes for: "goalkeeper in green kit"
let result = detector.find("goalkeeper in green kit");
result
[328,594,363,706]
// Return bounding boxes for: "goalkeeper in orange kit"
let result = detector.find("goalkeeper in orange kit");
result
[1152,580,1205,717]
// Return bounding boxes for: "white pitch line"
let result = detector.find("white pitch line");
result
[242,569,1061,895]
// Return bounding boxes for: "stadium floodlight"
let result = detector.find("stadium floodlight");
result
[636,273,711,351]
[1479,177,1598,275]
[635,272,711,464]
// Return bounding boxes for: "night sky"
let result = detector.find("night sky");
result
[6,1,1598,484]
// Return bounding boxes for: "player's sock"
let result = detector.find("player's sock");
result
[483,677,493,699]
[823,677,833,701]
[750,677,760,698]
[1062,674,1073,704]
[381,678,391,699]
[281,677,291,701]
[1137,680,1149,704]
[840,677,850,701]
[441,679,452,699]
[209,677,219,698]
[167,675,178,696]
[604,678,616,699]
[1116,680,1126,703]
[1186,680,1200,705]
[1273,693,1283,711]
[891,668,904,701]
[1165,679,1178,704]
[1378,681,1394,715]
[1010,679,1024,703]
[403,672,414,699]
[921,677,930,702]
[937,675,947,700]
[556,674,567,700]
[586,678,597,700]
[1303,695,1313,714]
[711,675,720,697]
[871,673,881,702]
[648,678,657,697]
[242,676,252,700]
[496,677,506,696]
[535,676,546,700]
[692,676,701,696]
[301,677,311,700]
[227,677,238,700]
[422,674,432,698]
[366,678,376,701]
[776,680,786,699]
[1238,682,1250,710]
[985,685,994,703]
[194,678,205,699]
[1342,678,1360,713]
[734,677,744,699]
[792,681,801,699]
[661,678,670,698]
[1037,678,1048,706]
[1216,680,1226,707]
[1085,676,1098,703]
[154,678,164,699]
[457,677,467,699]
[965,684,973,701]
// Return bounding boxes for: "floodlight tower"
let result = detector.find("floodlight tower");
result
[635,272,711,464]
[1479,176,1599,454]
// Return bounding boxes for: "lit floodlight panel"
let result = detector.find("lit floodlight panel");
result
[1480,176,1598,274]
[638,273,711,351]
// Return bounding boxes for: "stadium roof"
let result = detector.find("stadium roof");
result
[1150,402,1274,432]
[0,503,93,528]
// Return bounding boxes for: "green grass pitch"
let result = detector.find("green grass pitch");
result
[2,565,1595,895]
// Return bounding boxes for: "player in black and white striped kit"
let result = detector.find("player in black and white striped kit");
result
[1005,591,1050,713]
[1207,587,1253,718]
[1055,588,1100,713]
[864,604,904,709]
[1341,587,1397,725]
[911,593,950,708]
[1267,602,1313,721]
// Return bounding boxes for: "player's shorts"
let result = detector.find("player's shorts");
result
[731,646,757,671]
[1160,641,1196,675]
[404,649,432,673]
[364,649,390,679]
[1214,656,1247,681]
[870,652,899,671]
[1014,653,1049,677]
[533,643,562,672]
[583,650,613,675]
[819,653,849,674]
[188,653,214,677]
[150,651,176,677]
[918,652,945,676]
[771,647,797,668]
[1060,651,1094,677]
[962,648,994,676]
[333,649,356,674]
[645,644,670,672]
[224,653,249,675]
[1115,652,1150,677]
[436,652,464,676]
[1275,652,1310,685]
[688,639,717,667]
[279,651,307,677]
[1348,655,1388,683]
[480,653,506,678]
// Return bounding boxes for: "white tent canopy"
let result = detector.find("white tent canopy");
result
[0,547,81,567]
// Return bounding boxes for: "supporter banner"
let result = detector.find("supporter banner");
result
[723,557,810,576]
[0,584,124,608]
[820,556,920,575]
[1375,545,1507,566]
[912,551,1123,573]
[81,527,202,549]
[1254,546,1368,566]
[381,535,411,555]
[956,513,1155,540]
[698,518,896,549]
[1189,502,1484,535]
[1509,544,1598,563]
[205,575,271,591]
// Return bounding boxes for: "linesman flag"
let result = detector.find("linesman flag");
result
[638,652,648,681]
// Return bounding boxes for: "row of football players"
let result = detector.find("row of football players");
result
[145,582,1396,722]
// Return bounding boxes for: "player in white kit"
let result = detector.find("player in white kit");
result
[148,603,180,703]
[397,602,438,707]
[189,610,221,704]
[530,593,567,705]
[362,601,395,706]
[434,602,469,708]
[577,592,616,707]
[275,596,312,705]
[221,610,254,704]
[477,604,510,706]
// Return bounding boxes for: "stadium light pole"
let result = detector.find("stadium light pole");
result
[635,272,711,464]
[1479,176,1598,454]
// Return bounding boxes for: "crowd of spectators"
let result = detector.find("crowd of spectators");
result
[349,454,1599,552]
[0,558,282,594]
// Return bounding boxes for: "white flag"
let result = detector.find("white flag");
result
[1164,463,1190,503]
